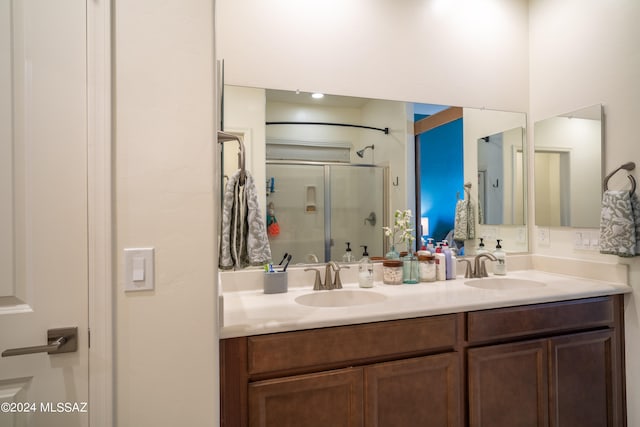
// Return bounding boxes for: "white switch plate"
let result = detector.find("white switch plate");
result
[124,248,154,292]
[537,227,550,246]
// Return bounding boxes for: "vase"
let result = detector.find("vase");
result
[385,245,400,260]
[402,252,419,284]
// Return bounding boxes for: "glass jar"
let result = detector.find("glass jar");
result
[382,260,403,285]
[417,255,436,282]
[385,245,400,260]
[402,253,419,284]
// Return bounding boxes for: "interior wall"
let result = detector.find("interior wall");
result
[529,0,640,423]
[218,0,528,111]
[217,0,530,134]
[419,119,464,243]
[114,1,217,425]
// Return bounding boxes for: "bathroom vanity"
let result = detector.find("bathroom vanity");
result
[219,267,629,427]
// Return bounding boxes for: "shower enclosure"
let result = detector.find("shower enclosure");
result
[266,161,388,263]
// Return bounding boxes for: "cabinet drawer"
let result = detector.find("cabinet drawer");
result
[467,296,614,344]
[248,315,458,376]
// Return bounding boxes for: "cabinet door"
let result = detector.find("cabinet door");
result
[549,330,619,427]
[364,353,461,427]
[248,367,363,427]
[468,340,549,427]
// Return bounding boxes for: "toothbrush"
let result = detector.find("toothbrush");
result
[282,254,292,272]
[278,252,289,265]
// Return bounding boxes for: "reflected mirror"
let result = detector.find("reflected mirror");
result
[534,104,603,227]
[477,127,525,225]
[222,85,528,260]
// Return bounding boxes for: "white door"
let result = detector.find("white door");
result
[0,1,89,426]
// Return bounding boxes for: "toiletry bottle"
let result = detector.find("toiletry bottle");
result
[493,239,506,275]
[476,238,487,255]
[342,242,354,263]
[358,246,374,288]
[441,241,457,280]
[426,238,435,254]
[435,252,446,281]
[417,243,430,257]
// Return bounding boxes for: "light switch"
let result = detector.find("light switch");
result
[132,257,145,281]
[124,248,154,292]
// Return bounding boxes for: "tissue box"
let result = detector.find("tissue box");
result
[264,271,288,294]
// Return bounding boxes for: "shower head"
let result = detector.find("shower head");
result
[356,145,375,158]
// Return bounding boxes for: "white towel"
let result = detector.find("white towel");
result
[219,169,272,269]
[599,190,640,257]
[453,199,476,242]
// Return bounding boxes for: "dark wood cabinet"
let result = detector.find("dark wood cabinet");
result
[549,330,622,427]
[246,352,462,427]
[220,295,626,427]
[468,339,549,427]
[365,353,461,427]
[466,296,625,427]
[248,368,363,427]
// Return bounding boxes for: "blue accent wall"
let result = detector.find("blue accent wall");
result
[418,118,463,242]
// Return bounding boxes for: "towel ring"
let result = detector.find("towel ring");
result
[604,162,636,195]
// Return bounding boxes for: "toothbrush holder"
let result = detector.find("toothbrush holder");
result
[263,271,288,294]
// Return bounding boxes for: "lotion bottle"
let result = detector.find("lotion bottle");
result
[493,239,507,275]
[342,242,354,263]
[358,246,374,288]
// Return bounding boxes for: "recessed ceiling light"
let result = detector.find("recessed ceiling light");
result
[311,93,324,99]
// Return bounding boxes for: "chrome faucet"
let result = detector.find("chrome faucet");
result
[471,253,498,278]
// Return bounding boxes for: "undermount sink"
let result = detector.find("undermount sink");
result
[295,289,387,307]
[464,277,546,290]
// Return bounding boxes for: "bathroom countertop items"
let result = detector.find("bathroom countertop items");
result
[219,169,272,269]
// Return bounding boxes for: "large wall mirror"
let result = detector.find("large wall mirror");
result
[222,85,528,263]
[534,104,603,228]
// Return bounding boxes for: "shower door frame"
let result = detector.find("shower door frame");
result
[266,160,389,262]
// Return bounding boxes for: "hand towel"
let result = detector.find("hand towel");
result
[219,169,272,269]
[599,190,640,257]
[453,199,476,242]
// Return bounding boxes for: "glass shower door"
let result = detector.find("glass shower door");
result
[329,165,385,261]
[265,164,325,264]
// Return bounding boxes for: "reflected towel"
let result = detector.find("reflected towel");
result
[219,170,272,269]
[453,199,476,242]
[599,190,640,257]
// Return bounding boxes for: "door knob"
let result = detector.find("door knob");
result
[2,327,77,357]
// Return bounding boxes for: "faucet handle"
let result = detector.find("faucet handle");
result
[458,258,472,279]
[304,268,323,291]
[479,260,490,277]
[332,264,350,289]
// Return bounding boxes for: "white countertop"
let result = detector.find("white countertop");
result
[219,268,631,339]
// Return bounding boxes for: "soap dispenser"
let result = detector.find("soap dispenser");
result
[476,238,487,255]
[358,245,374,288]
[493,239,506,275]
[342,242,354,263]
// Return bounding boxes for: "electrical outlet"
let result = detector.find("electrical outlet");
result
[537,227,550,246]
[516,227,527,243]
